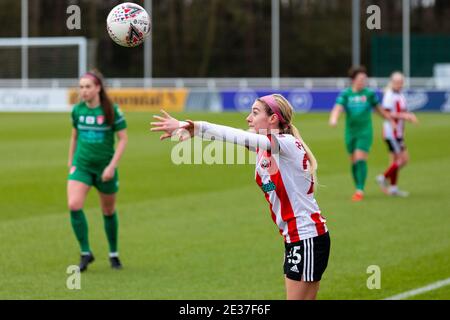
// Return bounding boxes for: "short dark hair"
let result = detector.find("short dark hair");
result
[348,65,367,80]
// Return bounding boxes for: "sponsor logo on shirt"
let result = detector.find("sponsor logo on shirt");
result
[79,130,105,143]
[261,181,276,193]
[349,95,367,103]
[86,116,95,125]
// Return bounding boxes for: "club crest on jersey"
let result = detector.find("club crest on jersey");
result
[86,116,95,125]
[260,159,271,169]
[97,115,105,125]
[78,115,85,123]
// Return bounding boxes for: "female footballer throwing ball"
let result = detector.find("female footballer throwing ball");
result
[151,94,330,300]
[67,70,128,271]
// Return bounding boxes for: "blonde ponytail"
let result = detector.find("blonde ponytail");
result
[384,81,392,94]
[289,124,318,177]
[272,94,318,176]
[260,93,319,185]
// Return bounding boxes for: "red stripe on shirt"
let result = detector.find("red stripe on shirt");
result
[303,153,308,170]
[311,212,326,236]
[269,162,300,243]
[393,101,401,138]
[256,171,282,237]
[307,175,314,195]
[257,135,300,242]
[396,100,401,113]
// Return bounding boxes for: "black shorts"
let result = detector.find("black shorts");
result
[284,232,330,282]
[385,138,406,154]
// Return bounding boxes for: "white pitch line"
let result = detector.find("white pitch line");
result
[384,277,450,300]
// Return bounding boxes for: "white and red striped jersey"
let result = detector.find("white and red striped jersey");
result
[197,122,328,244]
[382,89,408,139]
[255,134,327,243]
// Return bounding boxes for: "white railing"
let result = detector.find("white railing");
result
[0,77,445,89]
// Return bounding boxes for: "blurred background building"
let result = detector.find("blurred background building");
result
[0,0,449,79]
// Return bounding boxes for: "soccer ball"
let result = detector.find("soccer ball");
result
[106,2,151,47]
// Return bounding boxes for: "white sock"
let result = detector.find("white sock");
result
[109,252,119,258]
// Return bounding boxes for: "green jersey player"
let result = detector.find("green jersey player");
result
[329,66,392,201]
[67,70,128,271]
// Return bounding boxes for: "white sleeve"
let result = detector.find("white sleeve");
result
[382,90,394,111]
[196,121,271,151]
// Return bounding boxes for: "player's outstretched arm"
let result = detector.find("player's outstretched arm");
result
[329,104,343,127]
[375,104,393,121]
[407,112,419,124]
[375,105,402,131]
[390,111,419,124]
[150,110,271,150]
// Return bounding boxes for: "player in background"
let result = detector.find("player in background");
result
[151,94,330,300]
[329,66,393,201]
[67,70,128,271]
[376,71,418,196]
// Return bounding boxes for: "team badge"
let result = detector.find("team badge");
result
[97,115,105,125]
[261,159,271,169]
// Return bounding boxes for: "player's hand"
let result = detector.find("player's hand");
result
[386,113,397,131]
[101,164,115,182]
[390,119,397,131]
[150,110,194,141]
[329,118,338,127]
[408,113,419,124]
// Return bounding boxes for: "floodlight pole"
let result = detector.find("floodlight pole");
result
[351,0,360,67]
[271,0,280,88]
[21,0,28,87]
[403,0,410,87]
[144,0,152,86]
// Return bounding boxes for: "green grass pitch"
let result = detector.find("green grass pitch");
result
[0,111,449,299]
